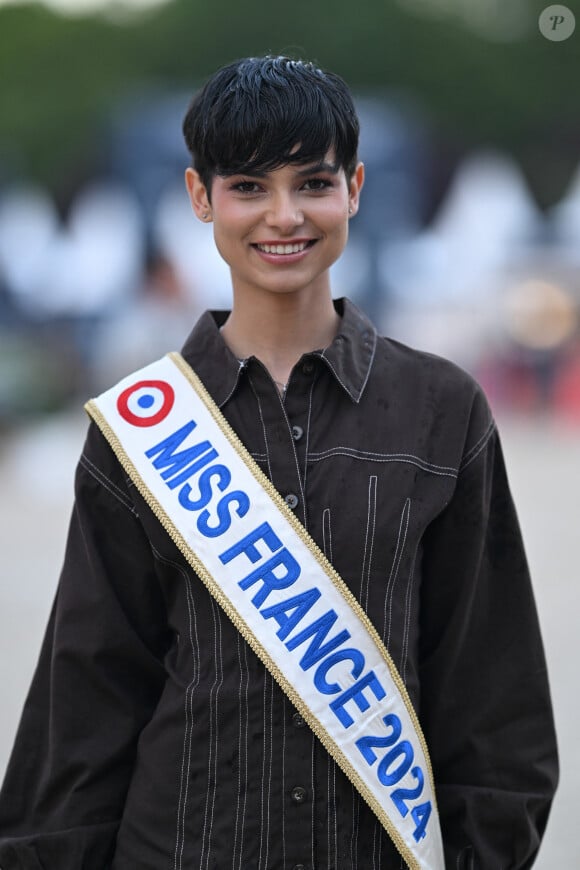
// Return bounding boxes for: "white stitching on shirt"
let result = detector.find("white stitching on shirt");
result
[308,446,458,477]
[372,818,379,870]
[332,760,338,869]
[208,602,225,866]
[460,417,494,466]
[232,633,249,870]
[327,755,337,869]
[360,476,378,613]
[359,331,377,398]
[250,372,307,527]
[79,454,137,514]
[149,548,199,870]
[219,359,246,409]
[276,389,307,527]
[248,376,274,483]
[326,756,331,866]
[259,673,267,868]
[318,354,359,402]
[460,420,496,473]
[281,695,287,868]
[302,373,318,499]
[385,499,411,650]
[401,545,419,684]
[265,677,273,867]
[351,785,360,870]
[322,508,334,565]
[318,330,377,403]
[258,672,274,869]
[200,597,223,869]
[310,734,316,870]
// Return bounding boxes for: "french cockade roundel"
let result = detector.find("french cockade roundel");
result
[117,380,175,427]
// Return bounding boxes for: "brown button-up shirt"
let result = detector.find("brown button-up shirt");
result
[0,299,558,869]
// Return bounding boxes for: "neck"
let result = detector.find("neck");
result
[220,289,340,388]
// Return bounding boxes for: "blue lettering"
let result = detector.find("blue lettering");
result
[239,548,300,608]
[178,464,230,511]
[285,610,350,671]
[219,522,281,566]
[165,446,218,489]
[197,489,251,538]
[330,671,386,728]
[260,588,321,640]
[313,648,365,694]
[145,421,211,485]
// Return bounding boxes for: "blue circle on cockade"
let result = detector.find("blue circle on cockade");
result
[138,394,155,409]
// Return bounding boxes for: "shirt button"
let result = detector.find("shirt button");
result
[293,865,306,870]
[302,361,314,375]
[291,425,304,441]
[291,785,308,804]
[284,493,299,509]
[292,712,306,728]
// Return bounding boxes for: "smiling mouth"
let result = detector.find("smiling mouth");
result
[253,240,316,255]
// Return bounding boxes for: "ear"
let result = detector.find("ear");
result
[347,161,365,218]
[185,168,212,222]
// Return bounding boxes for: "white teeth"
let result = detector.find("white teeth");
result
[257,241,309,254]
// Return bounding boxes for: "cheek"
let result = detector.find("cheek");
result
[316,200,349,231]
[213,209,256,246]
[210,225,235,267]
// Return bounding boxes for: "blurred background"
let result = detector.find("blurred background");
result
[0,0,578,864]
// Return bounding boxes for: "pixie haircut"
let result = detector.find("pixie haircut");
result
[182,56,359,195]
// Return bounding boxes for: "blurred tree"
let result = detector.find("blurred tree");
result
[0,0,577,207]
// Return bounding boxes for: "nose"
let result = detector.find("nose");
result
[265,192,304,233]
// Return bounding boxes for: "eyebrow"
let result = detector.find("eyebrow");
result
[295,161,340,176]
[222,160,340,180]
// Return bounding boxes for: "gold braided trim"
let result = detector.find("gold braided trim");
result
[85,354,440,869]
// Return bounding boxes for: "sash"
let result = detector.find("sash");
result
[86,352,444,870]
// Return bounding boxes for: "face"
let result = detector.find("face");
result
[185,153,364,302]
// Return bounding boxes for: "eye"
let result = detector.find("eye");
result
[231,180,262,194]
[302,177,333,192]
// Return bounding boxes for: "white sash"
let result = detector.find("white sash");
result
[86,352,445,870]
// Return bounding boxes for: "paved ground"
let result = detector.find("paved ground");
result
[0,408,577,866]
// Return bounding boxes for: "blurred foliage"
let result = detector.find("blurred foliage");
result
[0,0,578,206]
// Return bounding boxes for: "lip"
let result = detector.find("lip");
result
[251,238,318,264]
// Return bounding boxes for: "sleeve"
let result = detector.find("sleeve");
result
[0,422,172,869]
[418,392,559,870]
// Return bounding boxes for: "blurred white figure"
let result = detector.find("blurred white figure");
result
[548,160,580,258]
[0,185,59,315]
[43,182,144,317]
[431,150,542,285]
[154,183,231,311]
[92,251,201,392]
[380,150,543,367]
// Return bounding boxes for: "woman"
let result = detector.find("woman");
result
[0,55,558,869]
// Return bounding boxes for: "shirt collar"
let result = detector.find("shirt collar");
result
[180,297,377,407]
[318,298,377,403]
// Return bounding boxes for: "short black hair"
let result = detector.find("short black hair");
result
[182,55,359,196]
